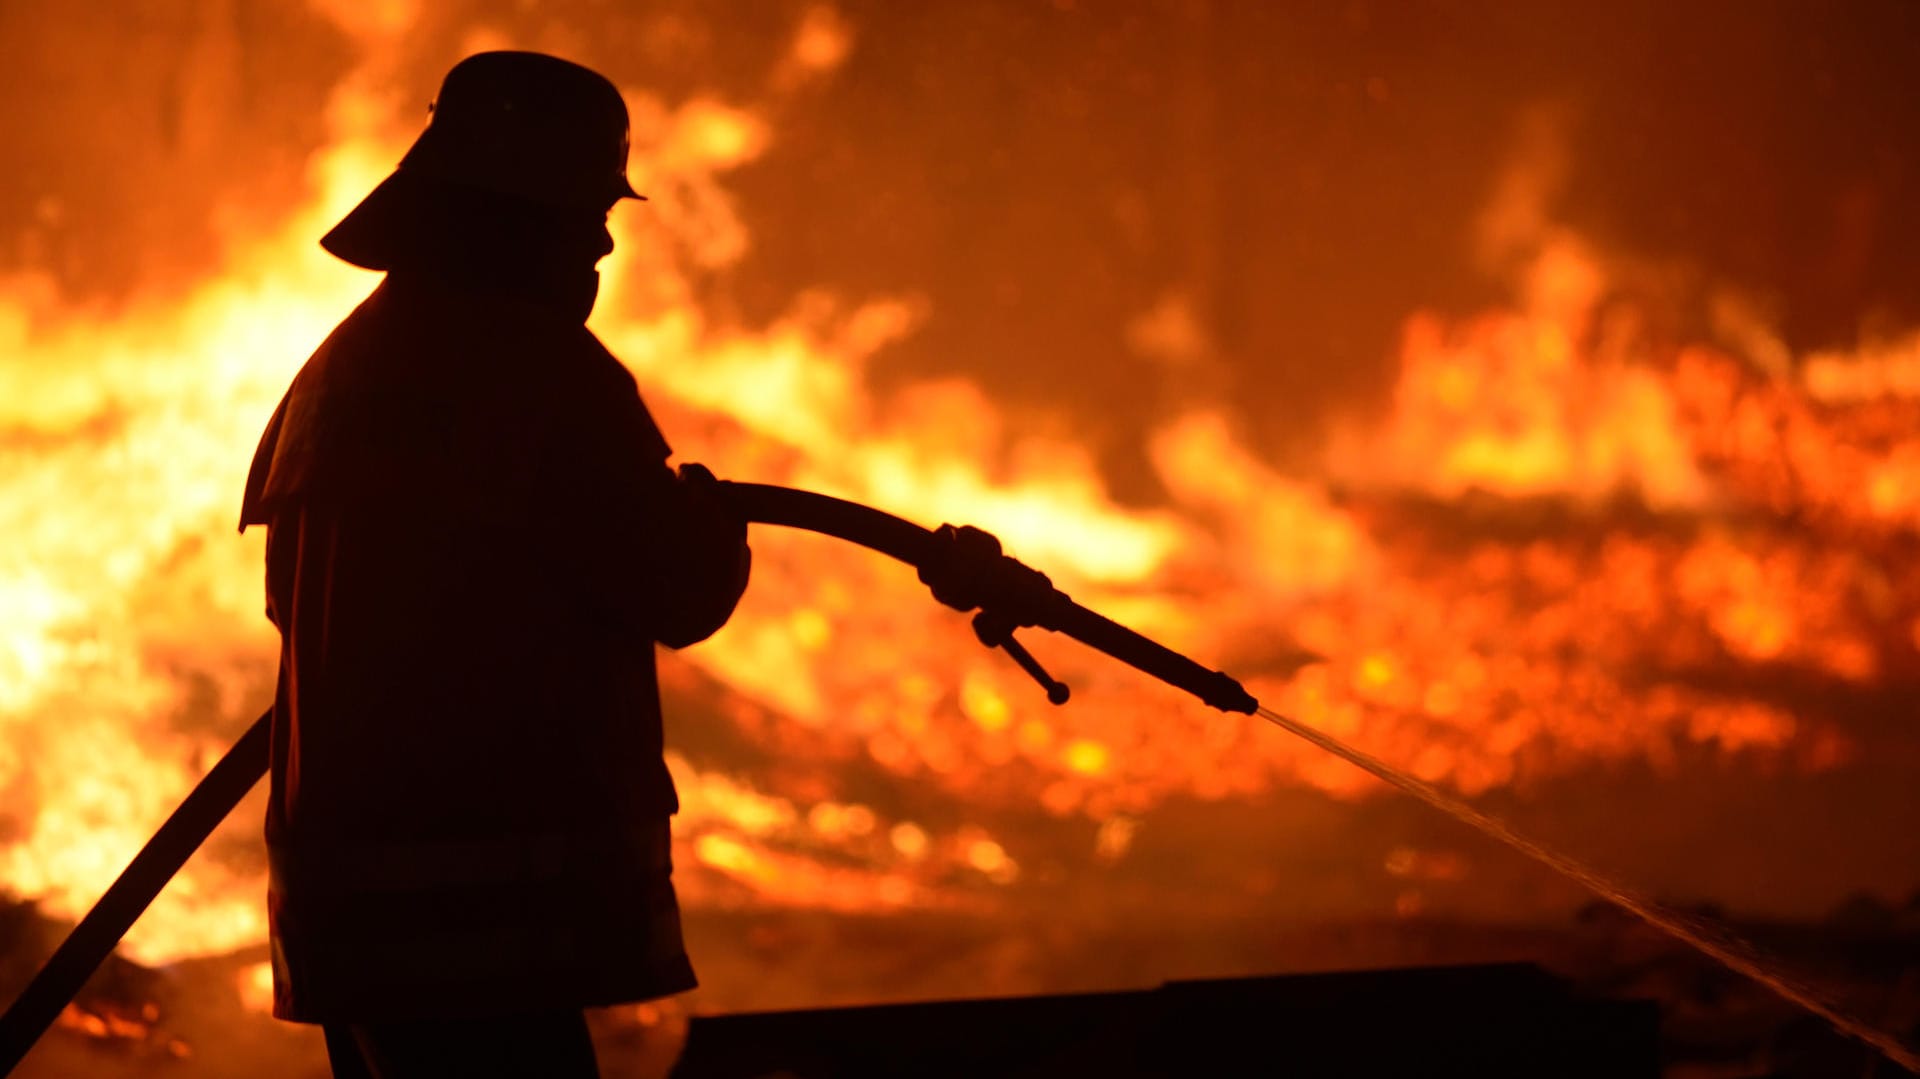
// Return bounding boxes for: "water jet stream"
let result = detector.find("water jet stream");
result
[1254,705,1920,1074]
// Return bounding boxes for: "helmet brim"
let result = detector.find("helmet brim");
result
[320,168,646,272]
[319,170,420,272]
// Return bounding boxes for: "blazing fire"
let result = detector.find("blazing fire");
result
[1,3,1914,1029]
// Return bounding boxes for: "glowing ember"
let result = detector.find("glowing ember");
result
[52,999,181,1059]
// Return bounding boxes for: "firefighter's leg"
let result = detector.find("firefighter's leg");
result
[335,1010,599,1078]
[321,1024,377,1079]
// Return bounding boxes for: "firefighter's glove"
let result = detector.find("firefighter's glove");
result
[917,524,1056,625]
[675,462,747,547]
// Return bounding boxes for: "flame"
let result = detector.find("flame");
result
[1327,237,1709,507]
[2,7,1915,979]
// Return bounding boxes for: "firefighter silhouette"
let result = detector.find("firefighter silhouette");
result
[239,52,750,1078]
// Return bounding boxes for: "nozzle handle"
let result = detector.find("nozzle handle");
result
[973,612,1071,706]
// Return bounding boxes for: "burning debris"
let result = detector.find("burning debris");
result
[0,898,187,1067]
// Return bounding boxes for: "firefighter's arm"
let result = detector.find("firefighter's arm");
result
[544,360,750,646]
[641,461,751,648]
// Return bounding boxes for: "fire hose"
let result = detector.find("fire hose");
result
[0,481,1256,1074]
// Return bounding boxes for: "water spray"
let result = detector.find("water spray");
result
[0,482,1913,1075]
[1252,705,1920,1075]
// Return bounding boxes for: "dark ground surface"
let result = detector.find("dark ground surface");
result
[4,895,1918,1078]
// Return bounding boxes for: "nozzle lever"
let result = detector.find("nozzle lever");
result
[973,611,1070,706]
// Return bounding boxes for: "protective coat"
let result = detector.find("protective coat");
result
[239,275,748,1022]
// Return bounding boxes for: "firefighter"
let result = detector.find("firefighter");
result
[237,51,750,1077]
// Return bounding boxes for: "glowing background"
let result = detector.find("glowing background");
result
[3,0,1920,1070]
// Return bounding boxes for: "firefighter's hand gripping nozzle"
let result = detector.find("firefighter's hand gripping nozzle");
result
[917,523,1075,706]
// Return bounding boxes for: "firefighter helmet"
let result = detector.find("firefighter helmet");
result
[322,51,643,270]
